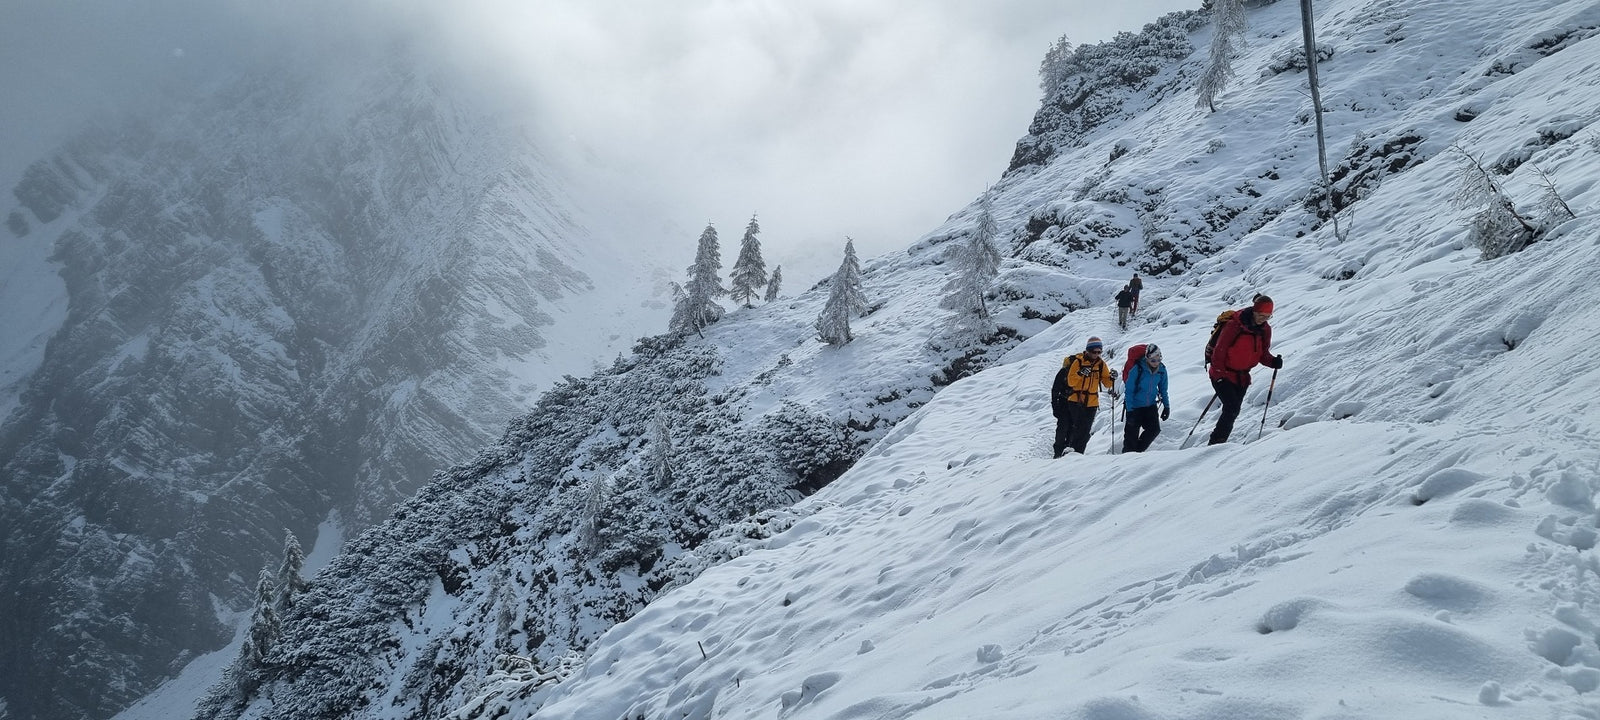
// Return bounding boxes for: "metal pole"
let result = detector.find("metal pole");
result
[1300,0,1340,238]
[1256,368,1279,441]
[1183,394,1218,449]
[1108,393,1118,454]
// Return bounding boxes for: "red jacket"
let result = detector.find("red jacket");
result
[1208,308,1274,386]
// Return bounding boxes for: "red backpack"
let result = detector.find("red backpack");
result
[1123,343,1150,377]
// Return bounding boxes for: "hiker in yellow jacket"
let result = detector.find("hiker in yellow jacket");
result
[1051,336,1118,457]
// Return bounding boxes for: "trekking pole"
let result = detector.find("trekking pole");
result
[1256,368,1279,441]
[1108,393,1119,454]
[1182,394,1218,449]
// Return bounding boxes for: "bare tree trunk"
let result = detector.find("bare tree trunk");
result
[1300,0,1341,238]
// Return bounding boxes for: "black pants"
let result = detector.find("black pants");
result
[1208,378,1248,445]
[1123,405,1161,452]
[1053,403,1098,456]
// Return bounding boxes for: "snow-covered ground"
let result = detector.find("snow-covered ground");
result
[455,0,1600,717]
[493,204,1600,718]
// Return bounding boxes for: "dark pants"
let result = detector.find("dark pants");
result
[1123,405,1161,452]
[1208,378,1249,445]
[1053,403,1098,456]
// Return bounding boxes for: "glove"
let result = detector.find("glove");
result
[1269,354,1284,369]
[1160,406,1170,421]
[1109,368,1118,379]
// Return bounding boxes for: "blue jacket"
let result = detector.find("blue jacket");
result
[1124,359,1170,410]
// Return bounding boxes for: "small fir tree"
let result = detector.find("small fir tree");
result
[274,530,308,616]
[940,190,1003,332]
[1449,146,1538,259]
[235,569,279,698]
[817,239,868,345]
[1196,0,1248,112]
[578,473,612,556]
[1528,163,1578,226]
[492,565,518,652]
[840,238,870,316]
[1039,35,1076,99]
[728,214,769,308]
[668,224,727,337]
[647,416,674,491]
[765,265,783,302]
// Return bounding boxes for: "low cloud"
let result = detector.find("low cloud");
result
[2,0,1197,286]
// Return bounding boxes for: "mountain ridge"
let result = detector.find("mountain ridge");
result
[0,39,663,720]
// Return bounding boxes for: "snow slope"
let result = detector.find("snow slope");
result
[450,0,1600,717]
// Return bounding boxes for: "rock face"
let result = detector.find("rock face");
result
[0,48,655,720]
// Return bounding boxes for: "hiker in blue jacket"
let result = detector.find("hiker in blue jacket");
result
[1122,343,1171,453]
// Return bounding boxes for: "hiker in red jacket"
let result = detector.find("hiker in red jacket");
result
[1207,295,1282,445]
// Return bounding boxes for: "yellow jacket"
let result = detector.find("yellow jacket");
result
[1051,352,1115,411]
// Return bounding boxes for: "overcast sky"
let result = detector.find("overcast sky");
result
[2,0,1198,286]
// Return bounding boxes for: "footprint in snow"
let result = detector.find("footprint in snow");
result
[779,671,843,714]
[1409,467,1485,505]
[1402,572,1494,614]
[1255,597,1327,634]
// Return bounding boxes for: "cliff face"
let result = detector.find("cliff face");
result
[0,46,657,720]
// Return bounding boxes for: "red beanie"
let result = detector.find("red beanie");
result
[1253,295,1274,315]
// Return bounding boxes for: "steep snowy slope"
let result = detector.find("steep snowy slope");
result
[0,36,662,720]
[455,0,1600,718]
[167,0,1600,719]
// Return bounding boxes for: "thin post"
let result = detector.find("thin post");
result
[1109,393,1119,454]
[1299,0,1340,238]
[1257,368,1279,440]
[1183,394,1218,449]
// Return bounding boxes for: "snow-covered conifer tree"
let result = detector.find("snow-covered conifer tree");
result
[590,466,669,572]
[817,239,868,346]
[840,238,870,316]
[1195,0,1248,112]
[234,569,279,698]
[647,416,674,491]
[765,265,783,302]
[668,224,727,337]
[578,473,611,556]
[729,214,769,308]
[1039,35,1076,99]
[274,530,308,616]
[940,190,1003,331]
[1449,146,1538,259]
[1528,163,1578,226]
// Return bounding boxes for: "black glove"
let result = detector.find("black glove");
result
[1160,406,1170,421]
[1269,354,1284,369]
[1109,368,1118,380]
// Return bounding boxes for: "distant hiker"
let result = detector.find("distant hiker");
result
[1206,295,1283,445]
[1122,343,1170,452]
[1052,336,1118,457]
[1115,286,1136,330]
[1128,273,1143,315]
